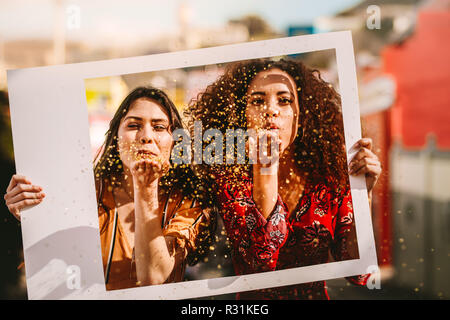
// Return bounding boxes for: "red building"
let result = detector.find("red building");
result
[383,7,450,150]
[362,3,450,297]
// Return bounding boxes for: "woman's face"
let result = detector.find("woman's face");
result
[117,97,173,171]
[245,68,299,153]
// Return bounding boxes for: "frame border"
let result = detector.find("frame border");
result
[7,31,377,300]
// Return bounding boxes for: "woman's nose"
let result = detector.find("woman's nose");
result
[264,98,280,118]
[139,125,155,144]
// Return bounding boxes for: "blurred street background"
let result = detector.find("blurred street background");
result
[0,0,449,300]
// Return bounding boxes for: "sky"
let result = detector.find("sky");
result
[0,0,362,43]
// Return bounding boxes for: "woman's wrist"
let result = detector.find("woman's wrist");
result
[252,165,278,218]
[134,180,159,207]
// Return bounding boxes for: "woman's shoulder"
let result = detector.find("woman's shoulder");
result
[162,174,218,267]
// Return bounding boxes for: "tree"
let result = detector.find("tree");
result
[229,15,275,38]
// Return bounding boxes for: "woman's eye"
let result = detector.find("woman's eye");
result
[250,98,265,106]
[279,97,293,105]
[127,123,140,129]
[154,125,168,131]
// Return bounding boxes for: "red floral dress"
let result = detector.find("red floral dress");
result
[214,170,369,300]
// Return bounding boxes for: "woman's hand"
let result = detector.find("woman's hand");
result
[348,138,382,193]
[130,157,170,197]
[249,130,281,172]
[4,175,45,221]
[131,158,170,185]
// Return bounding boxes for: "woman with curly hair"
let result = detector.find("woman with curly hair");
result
[186,58,381,299]
[4,86,215,290]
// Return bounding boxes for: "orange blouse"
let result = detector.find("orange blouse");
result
[96,179,214,291]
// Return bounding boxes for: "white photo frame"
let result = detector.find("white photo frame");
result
[7,31,377,300]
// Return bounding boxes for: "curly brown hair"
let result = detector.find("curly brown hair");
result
[185,58,349,189]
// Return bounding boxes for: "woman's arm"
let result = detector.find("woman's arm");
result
[252,165,278,219]
[250,132,281,218]
[131,159,178,286]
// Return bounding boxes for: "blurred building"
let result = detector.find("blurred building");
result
[305,0,450,299]
[318,0,450,299]
[383,0,450,299]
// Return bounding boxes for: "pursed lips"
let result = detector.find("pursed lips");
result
[137,150,158,157]
[265,122,280,130]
